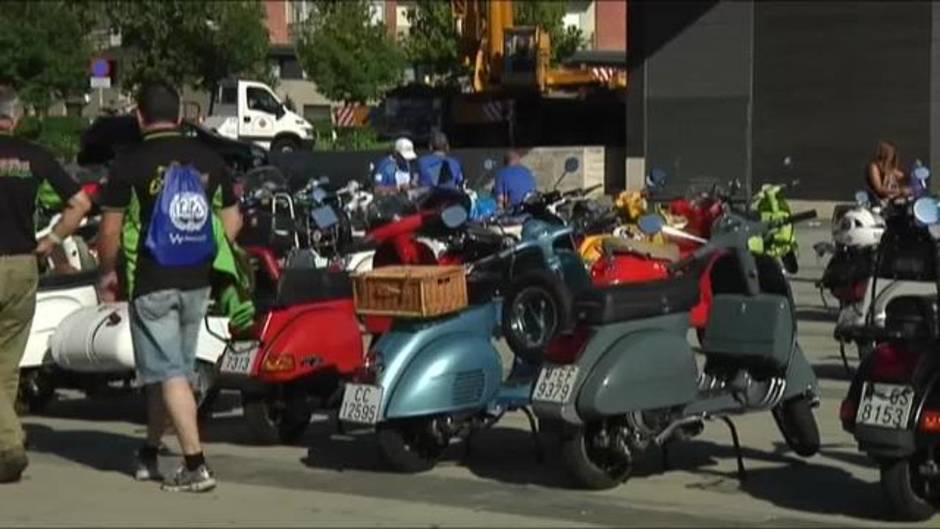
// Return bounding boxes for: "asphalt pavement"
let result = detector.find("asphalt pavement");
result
[2,220,936,527]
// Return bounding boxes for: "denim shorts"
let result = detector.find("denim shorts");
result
[129,287,211,386]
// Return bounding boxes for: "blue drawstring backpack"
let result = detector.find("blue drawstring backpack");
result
[145,164,216,267]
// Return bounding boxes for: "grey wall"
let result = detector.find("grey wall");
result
[752,1,931,199]
[631,0,935,200]
[642,1,754,196]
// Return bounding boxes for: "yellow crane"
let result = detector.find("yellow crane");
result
[451,0,627,94]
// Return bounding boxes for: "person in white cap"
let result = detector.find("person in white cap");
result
[373,137,417,194]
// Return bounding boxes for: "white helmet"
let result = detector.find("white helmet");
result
[833,207,884,247]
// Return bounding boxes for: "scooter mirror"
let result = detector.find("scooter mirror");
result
[646,168,667,189]
[484,158,497,171]
[637,214,665,235]
[441,204,468,229]
[783,156,793,169]
[318,175,331,185]
[913,197,939,225]
[564,157,580,173]
[854,190,870,206]
[914,166,931,181]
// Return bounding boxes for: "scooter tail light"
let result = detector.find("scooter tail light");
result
[834,280,869,303]
[545,327,593,365]
[262,355,295,372]
[919,410,940,433]
[355,348,383,383]
[839,399,857,430]
[869,342,921,381]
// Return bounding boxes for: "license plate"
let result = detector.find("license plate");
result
[339,383,383,424]
[856,382,915,429]
[532,365,580,403]
[219,341,259,375]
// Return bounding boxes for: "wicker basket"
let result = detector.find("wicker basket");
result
[352,265,469,318]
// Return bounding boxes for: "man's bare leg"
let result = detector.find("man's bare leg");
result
[161,376,201,455]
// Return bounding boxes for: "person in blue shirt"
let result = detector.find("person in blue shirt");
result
[492,149,536,209]
[416,131,464,189]
[373,137,417,195]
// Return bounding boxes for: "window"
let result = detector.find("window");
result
[279,57,305,80]
[220,85,237,105]
[303,104,332,123]
[246,87,282,115]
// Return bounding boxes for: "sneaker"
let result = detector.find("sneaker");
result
[134,451,163,482]
[161,464,216,493]
[0,447,28,484]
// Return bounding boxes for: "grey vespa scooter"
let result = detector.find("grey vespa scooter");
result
[532,209,822,489]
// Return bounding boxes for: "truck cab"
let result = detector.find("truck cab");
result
[204,79,315,153]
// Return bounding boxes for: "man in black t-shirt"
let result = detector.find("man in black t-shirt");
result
[0,86,92,484]
[98,83,241,493]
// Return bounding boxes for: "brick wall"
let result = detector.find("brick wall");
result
[596,0,627,51]
[265,0,290,45]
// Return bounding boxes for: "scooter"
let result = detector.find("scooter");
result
[532,208,821,490]
[216,245,365,444]
[338,211,591,472]
[840,195,940,521]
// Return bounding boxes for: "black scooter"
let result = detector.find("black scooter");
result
[841,196,940,520]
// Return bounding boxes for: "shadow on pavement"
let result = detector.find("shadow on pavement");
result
[796,307,838,323]
[22,423,141,476]
[813,361,855,382]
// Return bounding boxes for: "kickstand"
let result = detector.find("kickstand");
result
[719,416,746,482]
[661,441,671,473]
[520,407,545,463]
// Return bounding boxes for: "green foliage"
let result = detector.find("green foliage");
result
[15,116,88,162]
[514,1,586,64]
[313,123,391,152]
[0,1,100,113]
[296,0,405,104]
[106,0,270,95]
[401,1,468,85]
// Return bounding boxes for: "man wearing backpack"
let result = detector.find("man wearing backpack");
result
[416,131,463,190]
[0,85,93,483]
[97,83,242,493]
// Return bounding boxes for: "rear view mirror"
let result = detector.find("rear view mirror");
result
[913,197,939,225]
[646,168,667,189]
[311,205,339,229]
[441,204,468,229]
[638,214,665,235]
[564,157,580,173]
[318,175,330,185]
[484,158,497,171]
[783,156,793,169]
[914,165,931,181]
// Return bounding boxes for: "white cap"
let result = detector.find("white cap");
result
[394,137,417,161]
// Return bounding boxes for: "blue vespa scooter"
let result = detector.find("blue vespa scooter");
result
[338,207,592,472]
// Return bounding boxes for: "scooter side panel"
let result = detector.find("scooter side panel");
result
[577,329,698,418]
[383,333,502,419]
[375,303,502,419]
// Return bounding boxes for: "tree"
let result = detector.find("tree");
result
[401,1,467,85]
[0,1,100,113]
[295,0,405,104]
[107,0,270,106]
[513,1,585,64]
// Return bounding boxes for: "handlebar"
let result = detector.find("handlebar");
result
[767,209,817,230]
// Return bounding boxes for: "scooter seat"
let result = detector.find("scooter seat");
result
[573,273,700,325]
[602,238,680,262]
[272,267,353,309]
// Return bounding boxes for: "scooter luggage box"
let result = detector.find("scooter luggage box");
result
[703,294,794,369]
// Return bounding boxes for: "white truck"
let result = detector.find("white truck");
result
[204,79,315,153]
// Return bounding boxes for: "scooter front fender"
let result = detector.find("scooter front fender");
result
[382,334,502,419]
[578,327,698,419]
[783,341,818,400]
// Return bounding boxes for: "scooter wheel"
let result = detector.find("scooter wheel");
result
[501,270,573,365]
[376,420,445,473]
[243,390,313,445]
[881,457,937,521]
[560,421,633,490]
[772,395,820,457]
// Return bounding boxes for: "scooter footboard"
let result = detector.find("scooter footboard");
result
[382,335,502,420]
[576,330,698,418]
